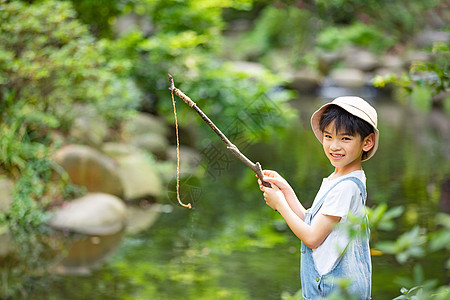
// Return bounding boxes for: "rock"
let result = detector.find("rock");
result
[0,178,14,257]
[121,113,169,158]
[50,193,127,235]
[343,47,379,72]
[0,226,13,257]
[114,12,153,37]
[50,193,126,275]
[102,142,137,159]
[374,67,402,78]
[69,105,108,148]
[101,143,163,200]
[228,61,269,78]
[130,132,169,159]
[0,177,13,212]
[329,68,366,88]
[290,69,321,93]
[379,54,405,70]
[121,112,168,140]
[260,49,292,74]
[115,151,163,201]
[415,30,450,48]
[404,51,431,66]
[102,144,163,201]
[125,204,163,235]
[227,19,253,34]
[167,146,201,176]
[53,144,123,197]
[317,51,341,75]
[375,55,405,79]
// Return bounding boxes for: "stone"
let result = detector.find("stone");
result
[116,153,163,201]
[259,49,292,74]
[0,177,13,212]
[404,51,431,66]
[121,113,170,158]
[329,68,366,88]
[125,204,162,235]
[0,226,13,257]
[290,69,321,93]
[343,47,379,72]
[0,178,14,257]
[415,30,450,48]
[121,112,168,140]
[69,105,108,148]
[317,51,341,75]
[379,54,405,70]
[53,144,124,197]
[374,67,399,78]
[114,12,153,37]
[166,146,201,176]
[102,142,137,159]
[228,61,269,78]
[102,143,163,200]
[375,54,405,78]
[130,132,169,159]
[50,193,127,235]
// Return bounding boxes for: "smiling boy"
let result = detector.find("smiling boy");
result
[259,97,378,299]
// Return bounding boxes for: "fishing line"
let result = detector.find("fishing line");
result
[171,89,192,209]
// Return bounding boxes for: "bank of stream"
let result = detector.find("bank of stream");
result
[30,96,449,299]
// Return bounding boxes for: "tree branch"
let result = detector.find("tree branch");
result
[168,74,271,188]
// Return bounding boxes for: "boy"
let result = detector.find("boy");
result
[259,96,378,299]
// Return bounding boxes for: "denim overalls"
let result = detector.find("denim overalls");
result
[300,177,371,300]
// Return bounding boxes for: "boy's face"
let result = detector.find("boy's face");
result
[322,121,375,173]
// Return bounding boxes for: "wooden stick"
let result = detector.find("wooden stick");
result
[168,74,271,188]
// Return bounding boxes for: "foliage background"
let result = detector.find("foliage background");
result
[0,0,448,299]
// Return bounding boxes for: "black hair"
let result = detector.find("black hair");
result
[319,105,374,159]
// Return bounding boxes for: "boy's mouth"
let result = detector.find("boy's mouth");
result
[330,153,344,159]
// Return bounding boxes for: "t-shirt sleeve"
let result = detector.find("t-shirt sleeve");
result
[319,181,359,218]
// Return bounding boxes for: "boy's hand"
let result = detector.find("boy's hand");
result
[258,170,294,196]
[262,183,285,211]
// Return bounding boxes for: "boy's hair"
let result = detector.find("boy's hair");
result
[319,105,374,159]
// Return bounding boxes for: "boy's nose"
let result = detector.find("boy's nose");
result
[330,140,341,150]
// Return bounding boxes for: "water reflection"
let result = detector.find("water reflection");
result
[53,231,124,275]
[32,96,448,299]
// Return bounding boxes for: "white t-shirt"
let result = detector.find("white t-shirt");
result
[310,170,366,275]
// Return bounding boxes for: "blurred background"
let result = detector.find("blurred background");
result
[0,0,448,299]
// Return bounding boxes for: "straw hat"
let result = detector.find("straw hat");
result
[310,96,379,161]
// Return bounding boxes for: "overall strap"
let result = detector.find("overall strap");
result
[309,176,366,221]
[301,176,367,254]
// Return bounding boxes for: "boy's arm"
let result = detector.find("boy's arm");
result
[259,170,306,220]
[273,181,306,220]
[263,184,340,249]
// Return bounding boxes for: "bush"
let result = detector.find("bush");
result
[98,0,294,141]
[229,5,316,65]
[372,42,449,114]
[0,1,141,297]
[313,0,443,39]
[0,0,142,132]
[316,22,397,53]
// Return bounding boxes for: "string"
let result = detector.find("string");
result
[171,89,192,209]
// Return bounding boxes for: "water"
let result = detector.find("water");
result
[27,97,450,299]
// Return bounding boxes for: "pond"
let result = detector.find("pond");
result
[30,96,448,299]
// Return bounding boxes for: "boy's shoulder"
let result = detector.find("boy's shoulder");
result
[327,171,366,185]
[327,172,366,196]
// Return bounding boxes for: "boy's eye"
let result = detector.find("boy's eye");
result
[342,137,351,141]
[324,134,332,139]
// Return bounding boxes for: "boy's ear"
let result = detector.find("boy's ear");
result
[362,133,375,152]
